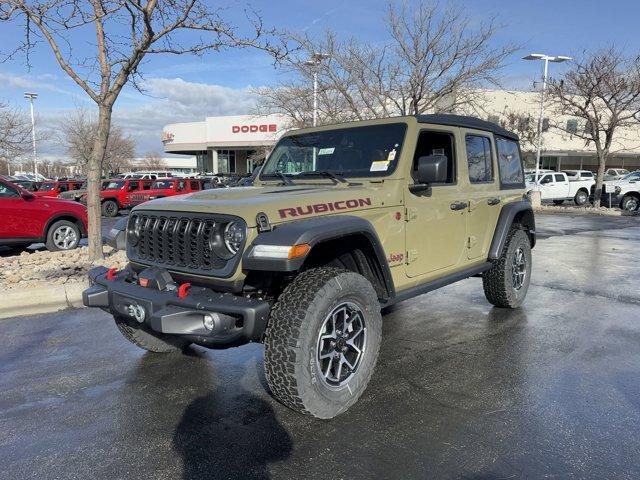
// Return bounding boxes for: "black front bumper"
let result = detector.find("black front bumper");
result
[83,266,270,348]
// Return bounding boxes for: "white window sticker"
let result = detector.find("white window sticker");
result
[387,149,397,161]
[370,160,390,172]
[318,147,335,155]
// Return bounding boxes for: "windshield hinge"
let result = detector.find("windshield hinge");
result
[406,249,418,264]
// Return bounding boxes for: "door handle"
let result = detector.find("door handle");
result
[487,197,501,206]
[450,201,468,211]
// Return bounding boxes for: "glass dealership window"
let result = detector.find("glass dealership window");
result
[217,150,236,173]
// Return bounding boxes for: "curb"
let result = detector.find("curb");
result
[0,281,88,320]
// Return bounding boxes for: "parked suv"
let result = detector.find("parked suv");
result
[0,178,87,251]
[93,179,153,217]
[84,115,535,418]
[129,178,203,206]
[34,180,84,198]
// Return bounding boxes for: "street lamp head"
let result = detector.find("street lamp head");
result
[523,54,546,61]
[551,55,572,63]
[24,92,38,99]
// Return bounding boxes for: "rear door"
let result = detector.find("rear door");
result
[554,173,570,198]
[404,127,467,278]
[463,131,501,260]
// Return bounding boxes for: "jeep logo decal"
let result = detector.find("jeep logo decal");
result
[278,198,372,218]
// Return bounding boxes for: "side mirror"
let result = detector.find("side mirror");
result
[21,190,36,200]
[410,155,448,194]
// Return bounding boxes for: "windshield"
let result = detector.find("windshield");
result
[38,182,56,191]
[622,171,640,181]
[105,181,125,190]
[261,123,407,179]
[151,180,174,189]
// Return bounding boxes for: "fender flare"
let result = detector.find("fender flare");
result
[43,212,87,237]
[488,199,536,260]
[242,215,395,297]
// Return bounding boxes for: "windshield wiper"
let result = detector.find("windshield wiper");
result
[266,171,294,185]
[298,171,360,185]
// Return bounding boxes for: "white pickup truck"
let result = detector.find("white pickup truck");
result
[527,171,595,206]
[602,170,640,211]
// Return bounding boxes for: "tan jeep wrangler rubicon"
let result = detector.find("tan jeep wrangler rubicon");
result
[84,114,535,419]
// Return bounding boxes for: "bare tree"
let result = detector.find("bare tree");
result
[1,1,284,259]
[0,100,32,161]
[61,107,134,175]
[139,151,166,170]
[256,1,516,127]
[547,48,640,206]
[498,109,539,152]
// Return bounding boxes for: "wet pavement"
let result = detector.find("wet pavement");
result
[1,212,639,479]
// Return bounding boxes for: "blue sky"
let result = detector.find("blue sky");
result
[1,0,639,156]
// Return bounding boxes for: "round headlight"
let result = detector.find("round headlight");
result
[223,222,245,255]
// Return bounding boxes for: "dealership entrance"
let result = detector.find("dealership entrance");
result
[161,114,286,175]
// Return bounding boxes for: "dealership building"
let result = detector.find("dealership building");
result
[161,114,288,175]
[162,91,640,175]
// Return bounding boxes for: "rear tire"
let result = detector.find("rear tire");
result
[114,314,191,353]
[264,267,382,419]
[482,229,532,309]
[45,220,81,252]
[102,200,119,217]
[574,190,589,206]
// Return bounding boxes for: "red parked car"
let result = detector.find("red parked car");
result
[129,178,203,206]
[85,178,153,217]
[34,180,85,198]
[0,178,88,252]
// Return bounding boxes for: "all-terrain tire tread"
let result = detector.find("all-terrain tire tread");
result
[264,267,380,417]
[482,228,529,308]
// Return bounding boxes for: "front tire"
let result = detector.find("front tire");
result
[482,229,532,308]
[621,195,639,212]
[574,190,589,206]
[264,267,382,419]
[102,200,119,217]
[45,220,80,251]
[114,314,191,353]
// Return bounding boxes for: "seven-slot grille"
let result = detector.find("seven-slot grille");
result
[129,213,227,272]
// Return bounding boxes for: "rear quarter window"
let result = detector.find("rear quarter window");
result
[496,137,524,188]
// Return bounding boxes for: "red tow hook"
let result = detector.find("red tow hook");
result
[106,267,118,281]
[177,282,191,299]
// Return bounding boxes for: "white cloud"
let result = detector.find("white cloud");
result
[31,77,260,156]
[0,72,72,95]
[112,77,259,152]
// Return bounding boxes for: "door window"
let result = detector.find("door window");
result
[465,135,493,183]
[190,181,200,190]
[58,183,69,192]
[496,137,524,186]
[540,174,552,184]
[554,174,565,182]
[177,181,186,191]
[412,131,456,185]
[0,183,20,198]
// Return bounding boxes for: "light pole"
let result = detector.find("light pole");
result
[523,54,572,189]
[24,92,38,179]
[304,53,330,127]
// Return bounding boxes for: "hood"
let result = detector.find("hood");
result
[134,183,398,227]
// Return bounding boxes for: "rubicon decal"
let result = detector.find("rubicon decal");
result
[278,198,372,218]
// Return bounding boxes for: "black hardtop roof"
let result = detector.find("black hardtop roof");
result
[416,114,519,141]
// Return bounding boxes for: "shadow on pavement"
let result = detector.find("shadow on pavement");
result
[173,389,292,480]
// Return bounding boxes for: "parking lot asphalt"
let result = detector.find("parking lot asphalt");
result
[1,212,639,479]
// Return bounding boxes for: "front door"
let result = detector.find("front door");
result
[404,129,467,278]
[463,131,501,259]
